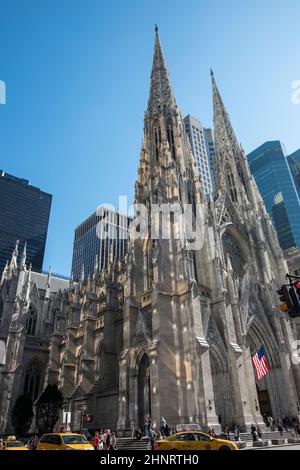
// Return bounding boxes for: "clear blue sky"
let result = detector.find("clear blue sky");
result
[0,0,299,276]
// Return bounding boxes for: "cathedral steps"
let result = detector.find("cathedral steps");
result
[115,437,149,451]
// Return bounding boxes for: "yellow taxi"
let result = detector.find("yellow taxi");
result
[36,433,94,451]
[2,436,29,451]
[154,431,239,451]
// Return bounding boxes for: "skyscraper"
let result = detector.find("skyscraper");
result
[287,149,300,199]
[184,115,216,195]
[0,171,52,273]
[247,141,300,250]
[71,206,131,281]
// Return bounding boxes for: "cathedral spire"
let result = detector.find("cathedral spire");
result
[19,242,27,271]
[211,71,239,153]
[148,26,176,117]
[211,72,245,202]
[45,266,51,299]
[0,261,8,287]
[8,240,19,276]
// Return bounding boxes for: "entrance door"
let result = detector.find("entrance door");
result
[257,388,272,416]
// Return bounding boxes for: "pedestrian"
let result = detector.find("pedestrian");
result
[256,424,262,440]
[233,425,240,442]
[171,426,176,435]
[109,432,117,450]
[135,428,142,440]
[92,432,99,450]
[150,428,156,451]
[106,430,111,450]
[98,432,104,450]
[218,414,223,432]
[211,429,216,438]
[0,438,4,450]
[251,425,258,442]
[102,430,107,449]
[278,422,283,436]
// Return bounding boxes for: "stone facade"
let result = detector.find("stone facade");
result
[0,30,300,435]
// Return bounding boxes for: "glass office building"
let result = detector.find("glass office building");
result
[0,171,52,273]
[71,207,131,281]
[287,149,300,200]
[247,141,300,250]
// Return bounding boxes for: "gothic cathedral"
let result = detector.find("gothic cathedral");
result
[0,30,299,434]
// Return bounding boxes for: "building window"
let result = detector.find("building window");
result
[167,121,176,160]
[154,123,161,162]
[23,359,41,399]
[226,168,238,203]
[26,305,37,336]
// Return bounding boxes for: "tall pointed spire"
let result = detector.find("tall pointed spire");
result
[0,261,8,287]
[148,26,176,117]
[211,72,246,201]
[8,240,19,275]
[93,254,98,279]
[20,242,27,271]
[46,266,51,289]
[211,71,239,154]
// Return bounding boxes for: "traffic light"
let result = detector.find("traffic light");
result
[294,280,300,299]
[277,285,290,313]
[277,284,300,318]
[287,286,300,318]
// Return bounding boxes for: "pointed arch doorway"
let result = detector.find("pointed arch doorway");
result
[138,354,151,429]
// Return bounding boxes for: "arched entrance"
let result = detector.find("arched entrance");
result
[246,318,281,420]
[138,354,151,428]
[209,347,233,430]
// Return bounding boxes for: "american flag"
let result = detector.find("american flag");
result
[252,346,270,380]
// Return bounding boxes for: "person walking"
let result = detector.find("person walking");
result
[98,432,104,450]
[92,432,99,451]
[106,430,111,450]
[233,425,240,442]
[256,424,262,440]
[150,428,156,451]
[102,430,107,449]
[109,432,117,450]
[251,424,258,442]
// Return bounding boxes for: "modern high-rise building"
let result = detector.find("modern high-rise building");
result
[71,206,131,281]
[247,141,300,250]
[287,149,300,200]
[0,171,52,273]
[184,115,216,195]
